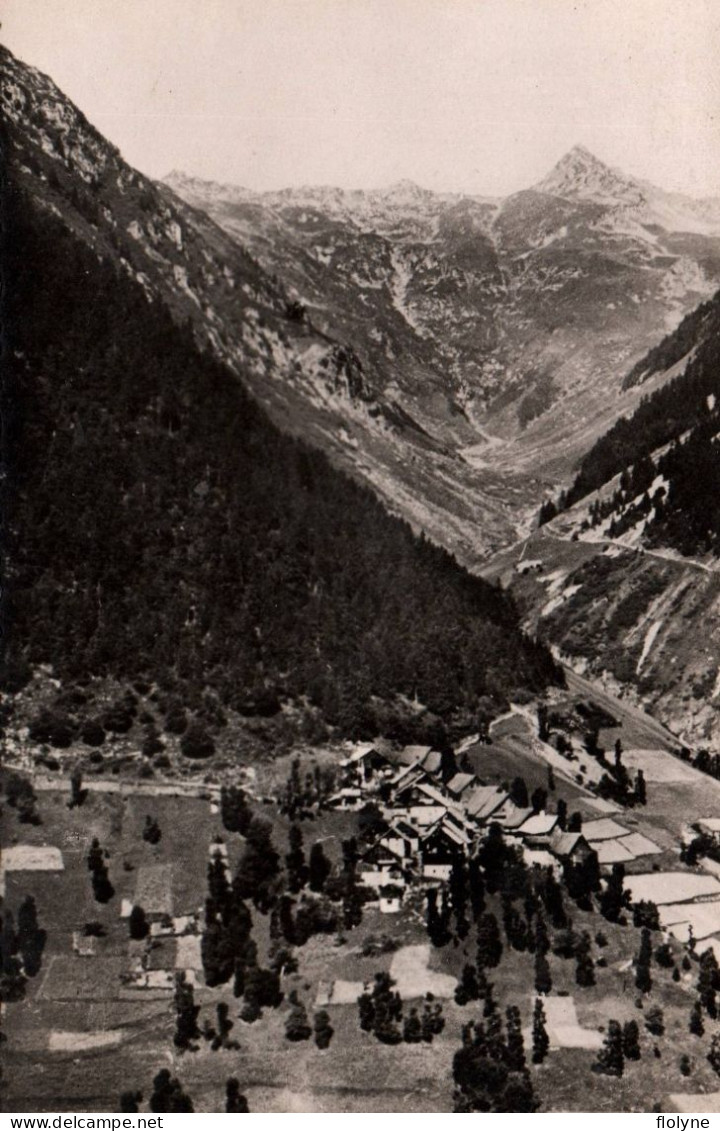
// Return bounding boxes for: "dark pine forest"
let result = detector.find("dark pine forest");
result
[562,288,720,558]
[1,182,560,738]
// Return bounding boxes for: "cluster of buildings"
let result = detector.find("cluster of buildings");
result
[328,742,593,913]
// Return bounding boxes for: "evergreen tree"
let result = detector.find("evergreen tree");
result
[709,1034,720,1078]
[644,1005,664,1036]
[531,786,548,814]
[449,857,470,938]
[635,927,653,994]
[403,1008,423,1043]
[173,973,200,1051]
[689,1000,705,1036]
[476,912,503,969]
[91,861,114,903]
[634,769,647,805]
[468,857,485,919]
[600,863,627,922]
[87,838,104,873]
[575,932,595,987]
[358,988,375,1032]
[225,1078,249,1113]
[595,1020,624,1076]
[510,777,529,808]
[143,816,162,845]
[697,948,719,1018]
[455,963,480,1005]
[308,843,331,894]
[313,1009,334,1049]
[505,1006,526,1072]
[69,766,85,808]
[129,905,149,941]
[220,786,252,835]
[119,1092,142,1113]
[623,1020,641,1060]
[16,895,46,977]
[534,949,552,995]
[207,851,231,913]
[285,824,308,894]
[149,1070,194,1113]
[556,799,568,830]
[532,998,549,1064]
[285,998,312,1041]
[233,817,280,912]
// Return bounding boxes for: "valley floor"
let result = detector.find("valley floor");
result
[4,672,720,1113]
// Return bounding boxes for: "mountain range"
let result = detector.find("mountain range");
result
[165,142,720,490]
[0,44,559,748]
[3,41,720,748]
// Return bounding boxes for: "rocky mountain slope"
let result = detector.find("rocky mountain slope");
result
[165,145,720,487]
[1,45,528,564]
[2,62,563,754]
[481,291,720,748]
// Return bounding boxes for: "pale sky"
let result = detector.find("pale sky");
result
[3,0,720,196]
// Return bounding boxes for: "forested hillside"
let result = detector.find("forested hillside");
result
[561,288,720,556]
[1,181,560,742]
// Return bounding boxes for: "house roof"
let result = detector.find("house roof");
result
[549,831,585,857]
[594,838,636,865]
[406,805,449,827]
[446,772,476,795]
[465,785,509,820]
[403,744,433,761]
[495,805,534,830]
[422,817,471,848]
[620,832,661,857]
[523,848,556,869]
[697,818,720,834]
[403,780,463,815]
[389,819,421,841]
[389,763,428,789]
[582,817,630,842]
[339,743,378,767]
[518,812,558,837]
[419,750,443,775]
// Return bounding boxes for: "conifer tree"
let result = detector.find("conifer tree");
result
[119,1091,142,1113]
[575,932,595,987]
[455,963,480,1005]
[595,1019,624,1076]
[689,1000,705,1036]
[635,927,653,994]
[313,1009,334,1049]
[308,842,331,893]
[129,905,149,941]
[225,1078,249,1113]
[622,1019,641,1060]
[532,998,549,1064]
[505,1006,526,1072]
[403,1008,422,1043]
[16,895,46,977]
[173,973,200,1051]
[476,912,503,969]
[285,998,312,1041]
[149,1070,194,1113]
[286,824,308,893]
[534,949,552,995]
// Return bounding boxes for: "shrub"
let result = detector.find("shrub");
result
[81,719,105,746]
[180,722,215,759]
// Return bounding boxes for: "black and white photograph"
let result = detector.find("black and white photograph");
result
[2,0,720,1115]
